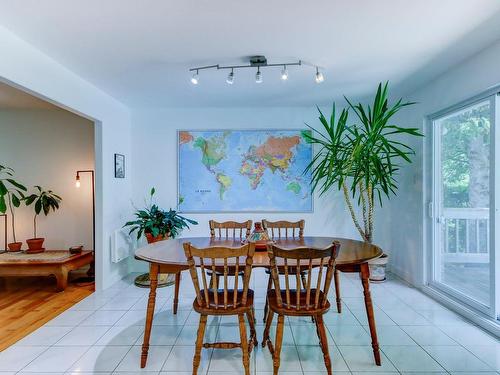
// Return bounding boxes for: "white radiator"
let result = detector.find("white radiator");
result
[111,227,135,263]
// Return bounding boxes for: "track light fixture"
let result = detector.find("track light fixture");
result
[315,67,324,83]
[255,67,263,83]
[189,56,325,85]
[190,69,199,85]
[280,65,288,81]
[226,69,234,84]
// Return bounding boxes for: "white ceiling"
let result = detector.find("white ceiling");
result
[1,0,500,108]
[0,81,57,109]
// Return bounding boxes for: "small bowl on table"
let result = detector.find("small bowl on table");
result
[69,245,83,254]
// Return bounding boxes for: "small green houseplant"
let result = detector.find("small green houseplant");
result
[303,82,422,280]
[24,186,62,253]
[124,187,198,288]
[124,187,198,243]
[0,165,27,251]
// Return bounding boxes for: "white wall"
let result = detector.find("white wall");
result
[130,107,392,272]
[0,108,94,250]
[0,25,132,289]
[389,39,500,285]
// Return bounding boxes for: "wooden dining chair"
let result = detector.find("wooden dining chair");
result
[262,241,340,375]
[208,220,252,287]
[209,219,252,239]
[183,241,258,375]
[262,219,305,321]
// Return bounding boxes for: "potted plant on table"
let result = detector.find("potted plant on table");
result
[124,187,198,287]
[24,186,62,253]
[0,165,27,252]
[303,82,422,281]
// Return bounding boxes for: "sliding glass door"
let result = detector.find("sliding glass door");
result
[431,93,498,318]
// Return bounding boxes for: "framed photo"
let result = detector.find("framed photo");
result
[114,153,125,178]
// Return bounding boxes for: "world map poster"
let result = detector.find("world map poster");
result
[178,129,313,212]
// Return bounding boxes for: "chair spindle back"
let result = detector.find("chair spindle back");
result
[267,242,340,311]
[262,219,304,239]
[209,220,252,240]
[183,242,255,310]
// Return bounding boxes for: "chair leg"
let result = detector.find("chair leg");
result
[238,314,251,375]
[193,314,207,375]
[173,272,181,315]
[315,314,332,375]
[263,274,273,322]
[334,269,342,313]
[246,308,258,349]
[273,314,285,375]
[262,308,274,348]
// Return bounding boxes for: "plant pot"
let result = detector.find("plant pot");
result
[7,242,22,252]
[368,253,388,282]
[26,238,45,252]
[145,232,169,244]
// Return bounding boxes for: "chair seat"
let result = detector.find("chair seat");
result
[264,267,308,275]
[207,269,245,277]
[266,289,330,316]
[193,289,254,315]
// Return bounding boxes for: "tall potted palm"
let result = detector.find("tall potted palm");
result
[0,165,27,251]
[303,82,422,281]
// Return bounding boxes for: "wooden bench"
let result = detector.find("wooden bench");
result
[0,250,93,291]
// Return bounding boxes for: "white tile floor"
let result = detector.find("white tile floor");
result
[1,269,499,375]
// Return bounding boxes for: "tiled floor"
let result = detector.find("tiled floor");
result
[0,269,499,374]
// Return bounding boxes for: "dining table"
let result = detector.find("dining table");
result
[135,236,383,368]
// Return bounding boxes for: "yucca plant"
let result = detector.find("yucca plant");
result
[303,82,422,243]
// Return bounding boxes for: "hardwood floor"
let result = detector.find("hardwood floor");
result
[0,274,94,351]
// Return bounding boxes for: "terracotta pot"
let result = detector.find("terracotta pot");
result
[145,232,169,244]
[7,242,22,252]
[26,238,45,253]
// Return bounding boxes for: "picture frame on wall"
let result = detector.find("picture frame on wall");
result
[114,153,125,178]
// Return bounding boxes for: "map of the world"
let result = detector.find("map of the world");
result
[178,129,313,212]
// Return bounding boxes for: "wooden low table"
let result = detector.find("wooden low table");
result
[0,250,93,291]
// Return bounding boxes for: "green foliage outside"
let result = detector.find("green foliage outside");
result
[440,102,490,208]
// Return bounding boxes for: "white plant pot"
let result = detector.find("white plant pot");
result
[368,253,388,282]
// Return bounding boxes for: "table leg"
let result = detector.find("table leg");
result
[141,263,159,368]
[54,268,68,292]
[173,272,181,314]
[360,262,381,366]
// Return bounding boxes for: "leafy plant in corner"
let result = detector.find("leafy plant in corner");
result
[124,187,198,242]
[0,165,27,251]
[24,186,62,252]
[303,82,422,244]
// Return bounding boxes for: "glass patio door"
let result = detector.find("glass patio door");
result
[431,95,498,318]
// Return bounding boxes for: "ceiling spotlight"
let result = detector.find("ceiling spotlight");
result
[226,69,234,84]
[255,67,263,83]
[190,70,199,85]
[315,67,324,83]
[280,65,288,81]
